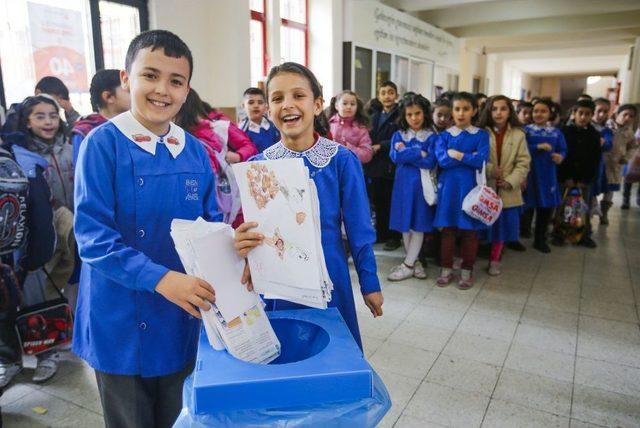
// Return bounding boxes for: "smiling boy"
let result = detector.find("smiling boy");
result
[239,87,280,152]
[73,30,221,427]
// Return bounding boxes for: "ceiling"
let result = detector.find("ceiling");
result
[380,0,640,76]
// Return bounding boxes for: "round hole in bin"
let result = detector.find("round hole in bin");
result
[268,319,330,365]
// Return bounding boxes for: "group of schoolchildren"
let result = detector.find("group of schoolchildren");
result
[0,28,637,427]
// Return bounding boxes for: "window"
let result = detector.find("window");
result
[280,0,307,65]
[393,56,409,96]
[375,52,391,95]
[250,0,267,86]
[354,47,372,101]
[99,1,141,69]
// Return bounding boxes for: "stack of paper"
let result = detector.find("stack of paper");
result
[232,159,333,309]
[171,218,280,364]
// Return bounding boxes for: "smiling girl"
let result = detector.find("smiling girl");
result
[235,62,383,348]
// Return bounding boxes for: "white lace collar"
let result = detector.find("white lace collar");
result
[527,124,556,133]
[246,116,271,133]
[263,137,339,168]
[400,129,433,143]
[111,111,186,158]
[447,126,480,137]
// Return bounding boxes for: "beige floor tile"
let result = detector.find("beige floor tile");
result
[574,356,640,398]
[579,299,639,323]
[362,335,385,358]
[388,320,453,352]
[426,355,500,395]
[493,368,572,416]
[580,283,635,305]
[569,419,607,428]
[369,341,438,379]
[530,280,581,298]
[467,296,525,321]
[358,314,404,341]
[477,282,531,305]
[571,384,640,428]
[0,384,38,407]
[375,369,423,428]
[405,305,466,330]
[442,331,510,366]
[527,291,580,314]
[422,287,477,312]
[513,323,577,355]
[381,283,431,303]
[56,409,105,427]
[504,343,575,383]
[403,382,490,428]
[482,399,570,428]
[520,306,579,331]
[457,312,519,342]
[2,390,87,426]
[394,414,449,427]
[577,316,640,368]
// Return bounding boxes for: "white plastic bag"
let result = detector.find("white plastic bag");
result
[462,163,502,226]
[210,120,242,224]
[420,169,437,205]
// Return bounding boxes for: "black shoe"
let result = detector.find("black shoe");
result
[578,236,597,248]
[622,201,630,210]
[600,216,609,225]
[506,241,526,252]
[551,236,565,247]
[533,240,551,253]
[383,238,401,251]
[520,229,532,238]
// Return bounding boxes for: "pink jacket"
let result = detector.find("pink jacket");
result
[329,114,373,163]
[207,111,258,162]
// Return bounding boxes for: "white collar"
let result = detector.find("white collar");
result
[400,129,432,143]
[528,124,555,133]
[447,125,480,137]
[246,117,271,133]
[111,111,186,158]
[263,137,339,168]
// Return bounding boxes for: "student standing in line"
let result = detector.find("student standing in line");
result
[432,97,452,134]
[73,30,220,427]
[238,87,280,153]
[516,102,533,126]
[478,95,530,275]
[235,62,384,349]
[71,69,131,164]
[590,98,614,221]
[521,99,566,253]
[365,81,402,250]
[328,90,373,164]
[434,92,489,289]
[387,94,437,281]
[35,76,82,127]
[605,104,637,214]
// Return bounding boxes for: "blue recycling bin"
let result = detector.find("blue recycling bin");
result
[174,308,391,427]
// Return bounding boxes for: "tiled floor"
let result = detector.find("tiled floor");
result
[2,203,640,427]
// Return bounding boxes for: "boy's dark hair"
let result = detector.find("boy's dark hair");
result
[365,98,383,116]
[329,90,370,128]
[433,97,452,109]
[475,92,487,100]
[266,62,328,136]
[516,101,533,114]
[478,95,521,128]
[243,87,266,100]
[574,99,595,113]
[577,93,592,101]
[89,69,121,112]
[397,94,432,131]
[452,92,478,110]
[17,95,64,139]
[379,80,398,93]
[35,76,69,100]
[439,91,455,102]
[174,89,209,131]
[616,103,637,116]
[125,30,193,81]
[593,97,611,106]
[532,98,554,115]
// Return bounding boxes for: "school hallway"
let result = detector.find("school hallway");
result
[0,201,636,427]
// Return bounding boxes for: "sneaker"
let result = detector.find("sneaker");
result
[387,263,414,281]
[436,268,454,287]
[458,269,474,290]
[452,257,462,270]
[533,240,551,254]
[488,261,501,276]
[33,356,58,383]
[383,238,402,251]
[577,236,597,248]
[413,261,427,279]
[0,362,22,388]
[506,241,526,252]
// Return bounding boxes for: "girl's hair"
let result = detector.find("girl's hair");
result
[17,95,64,138]
[451,92,477,110]
[532,98,554,116]
[516,101,533,114]
[477,95,520,128]
[174,88,209,131]
[397,94,433,131]
[329,90,369,127]
[433,98,452,109]
[616,103,637,116]
[265,62,327,136]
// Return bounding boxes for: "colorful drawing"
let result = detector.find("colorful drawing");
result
[246,163,307,223]
[264,227,309,262]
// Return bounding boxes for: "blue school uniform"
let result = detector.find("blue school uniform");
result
[434,126,490,231]
[523,124,567,208]
[73,111,221,377]
[256,137,380,349]
[239,116,280,153]
[592,122,614,197]
[389,129,437,233]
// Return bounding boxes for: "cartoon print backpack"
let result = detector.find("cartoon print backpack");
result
[0,147,29,255]
[555,187,589,243]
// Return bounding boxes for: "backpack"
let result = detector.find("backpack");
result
[555,187,589,243]
[209,120,242,225]
[0,147,29,255]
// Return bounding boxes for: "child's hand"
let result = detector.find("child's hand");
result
[551,153,564,164]
[241,259,254,292]
[363,291,383,317]
[235,222,264,257]
[538,143,552,152]
[395,142,405,151]
[497,178,511,189]
[492,165,503,179]
[447,149,464,160]
[225,152,242,164]
[421,150,427,158]
[372,144,382,154]
[155,271,215,318]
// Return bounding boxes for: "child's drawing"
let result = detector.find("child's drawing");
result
[246,163,307,224]
[264,227,309,262]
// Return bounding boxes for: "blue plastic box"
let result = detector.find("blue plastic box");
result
[192,308,374,414]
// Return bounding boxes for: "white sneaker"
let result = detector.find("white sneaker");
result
[0,362,22,388]
[388,263,414,281]
[488,261,501,276]
[453,257,463,270]
[413,261,427,279]
[33,356,58,383]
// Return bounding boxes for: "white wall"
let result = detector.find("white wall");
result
[458,45,485,92]
[586,76,617,99]
[309,0,343,100]
[148,0,250,109]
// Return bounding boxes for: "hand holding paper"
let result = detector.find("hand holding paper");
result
[155,271,215,318]
[234,221,264,257]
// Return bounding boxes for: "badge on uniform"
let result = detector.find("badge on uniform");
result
[133,134,152,143]
[167,137,179,145]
